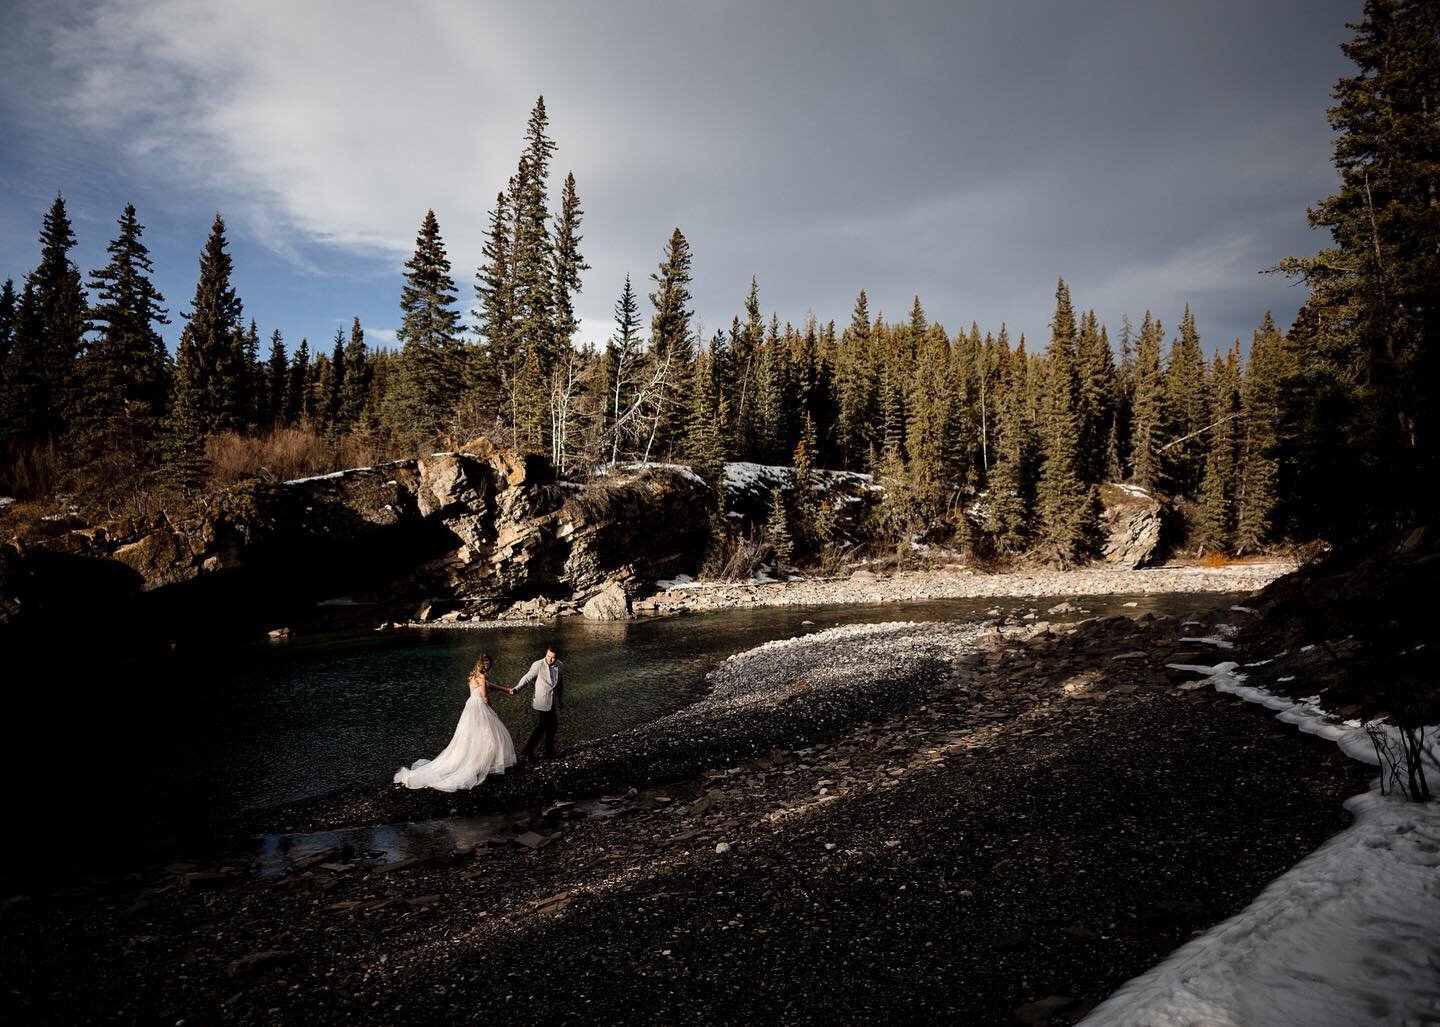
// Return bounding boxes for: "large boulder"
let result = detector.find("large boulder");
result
[582,584,630,621]
[1099,483,1169,568]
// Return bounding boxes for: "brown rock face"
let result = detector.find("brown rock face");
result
[0,442,712,631]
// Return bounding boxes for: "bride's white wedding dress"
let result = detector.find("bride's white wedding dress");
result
[394,687,517,791]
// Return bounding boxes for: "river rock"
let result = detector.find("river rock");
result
[582,584,630,621]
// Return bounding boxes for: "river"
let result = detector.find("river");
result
[6,591,1234,881]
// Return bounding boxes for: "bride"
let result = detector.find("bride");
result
[394,653,517,791]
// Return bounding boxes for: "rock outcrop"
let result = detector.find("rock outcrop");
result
[0,441,712,633]
[1099,483,1170,568]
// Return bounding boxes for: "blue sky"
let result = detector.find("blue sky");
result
[1,0,1356,357]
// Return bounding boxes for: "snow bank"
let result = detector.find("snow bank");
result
[618,462,708,486]
[1084,663,1440,1027]
[722,460,878,493]
[282,468,370,485]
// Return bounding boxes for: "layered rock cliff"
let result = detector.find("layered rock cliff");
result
[0,440,712,634]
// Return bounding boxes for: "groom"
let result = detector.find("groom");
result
[509,643,564,759]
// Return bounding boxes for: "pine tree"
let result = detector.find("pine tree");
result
[173,213,246,435]
[338,318,371,429]
[287,338,311,424]
[766,485,794,570]
[686,349,728,487]
[1274,0,1440,534]
[1036,280,1099,566]
[552,171,588,352]
[1194,345,1242,553]
[0,277,15,403]
[475,186,516,411]
[646,227,695,458]
[240,318,262,429]
[1112,313,1136,478]
[988,339,1034,553]
[323,329,347,432]
[604,274,643,462]
[731,276,765,459]
[387,209,465,445]
[791,413,820,545]
[904,314,956,522]
[1234,312,1285,552]
[1075,309,1116,484]
[1128,312,1165,490]
[1161,305,1208,495]
[836,288,878,469]
[512,97,558,376]
[1,196,87,443]
[69,203,171,508]
[0,279,17,384]
[265,330,288,427]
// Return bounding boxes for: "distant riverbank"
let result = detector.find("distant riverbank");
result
[638,560,1290,617]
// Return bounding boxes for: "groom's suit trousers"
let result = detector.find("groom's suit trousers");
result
[523,708,558,757]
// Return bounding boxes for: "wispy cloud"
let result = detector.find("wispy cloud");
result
[11,0,1356,350]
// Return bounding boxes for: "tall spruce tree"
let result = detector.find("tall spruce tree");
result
[1234,312,1285,552]
[1161,305,1208,495]
[0,280,17,394]
[646,228,695,458]
[70,203,171,507]
[265,330,288,428]
[338,317,371,429]
[1035,280,1099,566]
[173,213,246,435]
[475,186,516,411]
[1128,312,1165,490]
[324,329,347,431]
[1194,345,1242,553]
[1074,309,1116,484]
[512,97,558,376]
[286,338,311,424]
[552,171,588,353]
[387,209,465,445]
[1274,0,1440,535]
[2,195,87,443]
[603,274,643,461]
[836,288,878,469]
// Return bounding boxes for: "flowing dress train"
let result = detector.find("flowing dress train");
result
[394,691,517,791]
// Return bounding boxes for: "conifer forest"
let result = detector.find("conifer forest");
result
[2,0,1433,571]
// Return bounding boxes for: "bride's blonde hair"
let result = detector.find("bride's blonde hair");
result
[471,653,492,675]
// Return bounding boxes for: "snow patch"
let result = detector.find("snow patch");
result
[619,462,707,486]
[283,469,351,485]
[0,496,13,508]
[1084,663,1440,1027]
[1179,636,1237,649]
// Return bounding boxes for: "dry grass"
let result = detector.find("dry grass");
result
[206,426,402,487]
[1197,551,1231,568]
[561,476,652,524]
[0,439,63,501]
[701,527,771,582]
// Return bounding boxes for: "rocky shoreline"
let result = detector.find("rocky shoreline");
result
[401,562,1290,628]
[640,561,1288,615]
[0,585,1374,1025]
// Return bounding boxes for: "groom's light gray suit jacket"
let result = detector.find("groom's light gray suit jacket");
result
[515,658,564,712]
